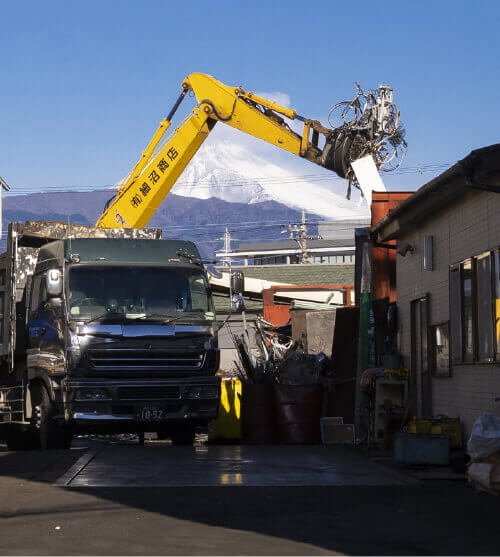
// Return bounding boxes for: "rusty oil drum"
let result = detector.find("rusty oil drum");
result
[242,383,275,444]
[274,384,322,444]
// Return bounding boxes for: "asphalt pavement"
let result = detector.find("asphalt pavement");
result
[0,438,499,555]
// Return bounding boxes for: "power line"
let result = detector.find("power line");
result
[0,219,366,240]
[3,163,451,195]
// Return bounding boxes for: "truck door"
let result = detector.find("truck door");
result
[28,273,59,351]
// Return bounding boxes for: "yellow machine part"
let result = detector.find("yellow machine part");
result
[407,418,463,449]
[96,73,320,230]
[208,379,242,442]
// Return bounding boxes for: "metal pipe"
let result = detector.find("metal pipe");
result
[166,89,188,122]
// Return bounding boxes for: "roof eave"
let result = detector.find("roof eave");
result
[371,144,500,242]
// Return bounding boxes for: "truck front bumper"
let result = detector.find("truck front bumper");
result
[63,377,221,426]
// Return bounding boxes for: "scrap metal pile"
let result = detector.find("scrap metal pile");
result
[325,82,407,198]
[230,317,333,386]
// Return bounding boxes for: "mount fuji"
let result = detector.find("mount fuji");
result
[172,140,369,220]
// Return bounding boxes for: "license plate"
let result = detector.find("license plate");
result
[137,406,167,421]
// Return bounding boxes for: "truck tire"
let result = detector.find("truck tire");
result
[171,425,196,446]
[34,386,72,450]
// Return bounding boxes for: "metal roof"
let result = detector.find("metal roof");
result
[211,263,355,313]
[233,238,354,252]
[230,263,355,285]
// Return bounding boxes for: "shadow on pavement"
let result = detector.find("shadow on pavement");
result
[72,484,500,556]
[0,441,499,555]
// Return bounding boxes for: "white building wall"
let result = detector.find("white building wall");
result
[396,189,500,435]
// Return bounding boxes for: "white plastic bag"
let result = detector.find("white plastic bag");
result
[468,461,500,494]
[467,413,500,460]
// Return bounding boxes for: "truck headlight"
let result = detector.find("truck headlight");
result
[203,339,213,350]
[75,388,111,401]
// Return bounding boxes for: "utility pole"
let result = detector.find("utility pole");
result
[219,227,232,268]
[287,210,320,264]
[0,176,11,242]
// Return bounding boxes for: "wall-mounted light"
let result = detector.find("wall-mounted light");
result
[397,242,414,257]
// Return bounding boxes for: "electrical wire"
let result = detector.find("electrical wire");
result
[3,163,452,195]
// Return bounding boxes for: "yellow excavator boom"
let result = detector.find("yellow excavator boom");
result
[96,73,400,228]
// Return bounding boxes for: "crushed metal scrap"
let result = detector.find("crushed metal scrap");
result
[325,83,407,197]
[231,316,333,387]
[19,220,162,241]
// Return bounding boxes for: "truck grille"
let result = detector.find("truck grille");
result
[88,349,205,371]
[117,386,180,400]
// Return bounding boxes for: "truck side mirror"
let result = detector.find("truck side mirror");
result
[230,271,245,313]
[46,269,63,298]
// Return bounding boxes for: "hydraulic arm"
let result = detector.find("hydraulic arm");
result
[97,73,404,228]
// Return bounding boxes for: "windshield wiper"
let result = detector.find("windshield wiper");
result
[133,313,190,326]
[78,311,127,325]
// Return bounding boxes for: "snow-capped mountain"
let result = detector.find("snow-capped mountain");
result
[174,148,271,205]
[173,140,369,220]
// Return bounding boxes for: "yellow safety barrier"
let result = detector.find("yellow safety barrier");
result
[208,380,242,442]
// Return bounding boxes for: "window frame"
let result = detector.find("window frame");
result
[460,258,475,362]
[29,274,43,320]
[493,249,500,360]
[449,249,499,365]
[430,322,451,377]
[476,251,495,362]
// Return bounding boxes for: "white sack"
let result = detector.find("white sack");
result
[467,413,500,460]
[468,462,500,494]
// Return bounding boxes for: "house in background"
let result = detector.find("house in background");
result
[215,218,369,266]
[217,238,357,266]
[371,143,500,435]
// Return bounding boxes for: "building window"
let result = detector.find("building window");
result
[253,255,289,265]
[431,322,450,377]
[461,260,474,362]
[495,251,500,359]
[449,250,499,363]
[477,253,494,361]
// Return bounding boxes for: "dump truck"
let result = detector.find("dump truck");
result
[0,221,220,449]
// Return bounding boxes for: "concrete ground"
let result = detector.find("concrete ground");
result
[0,438,499,555]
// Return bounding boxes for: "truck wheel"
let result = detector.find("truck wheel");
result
[171,426,196,446]
[34,386,72,450]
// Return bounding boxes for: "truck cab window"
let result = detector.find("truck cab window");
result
[68,266,214,321]
[190,276,212,313]
[29,276,42,319]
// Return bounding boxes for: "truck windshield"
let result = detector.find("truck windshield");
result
[68,266,214,322]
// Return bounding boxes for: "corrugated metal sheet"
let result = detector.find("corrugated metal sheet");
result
[231,264,355,286]
[235,239,354,252]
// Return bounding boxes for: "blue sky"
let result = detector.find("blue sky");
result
[1,0,499,194]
